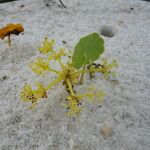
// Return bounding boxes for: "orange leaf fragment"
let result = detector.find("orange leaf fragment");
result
[0,23,24,39]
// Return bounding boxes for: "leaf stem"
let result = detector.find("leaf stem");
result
[79,64,86,84]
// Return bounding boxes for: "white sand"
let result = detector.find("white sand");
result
[0,0,150,149]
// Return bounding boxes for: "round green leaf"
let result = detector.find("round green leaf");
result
[72,32,105,69]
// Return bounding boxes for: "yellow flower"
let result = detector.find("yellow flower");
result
[20,83,47,109]
[63,95,82,116]
[39,37,55,54]
[29,57,50,75]
[20,83,36,102]
[86,87,105,103]
[48,48,66,61]
[34,83,47,99]
[58,63,80,84]
[99,59,118,78]
[62,89,105,116]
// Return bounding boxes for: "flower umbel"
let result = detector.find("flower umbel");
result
[34,83,48,99]
[63,89,105,116]
[87,59,119,79]
[86,87,105,103]
[20,83,47,109]
[99,59,119,78]
[48,48,66,61]
[29,57,50,75]
[58,63,80,84]
[38,37,55,54]
[63,95,82,116]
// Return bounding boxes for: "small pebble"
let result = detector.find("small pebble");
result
[100,126,113,138]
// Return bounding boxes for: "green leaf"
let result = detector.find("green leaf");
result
[72,32,105,69]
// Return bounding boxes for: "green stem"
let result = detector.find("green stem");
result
[78,68,101,74]
[48,68,59,74]
[46,77,63,90]
[58,58,64,69]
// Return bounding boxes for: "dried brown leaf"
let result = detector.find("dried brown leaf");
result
[0,23,24,39]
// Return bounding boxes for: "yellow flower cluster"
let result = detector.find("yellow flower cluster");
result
[63,95,82,116]
[20,83,47,109]
[48,48,66,61]
[88,59,119,79]
[29,57,50,75]
[58,63,79,84]
[38,37,55,54]
[85,87,105,103]
[62,89,105,116]
[99,59,119,78]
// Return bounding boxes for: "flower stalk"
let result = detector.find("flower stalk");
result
[66,78,75,96]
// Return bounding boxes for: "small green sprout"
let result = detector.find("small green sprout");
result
[20,33,118,116]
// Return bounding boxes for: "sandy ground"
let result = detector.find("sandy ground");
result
[0,0,150,149]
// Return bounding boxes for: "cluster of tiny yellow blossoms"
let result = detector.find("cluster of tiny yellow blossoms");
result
[48,48,66,61]
[20,37,118,116]
[29,57,50,75]
[38,37,55,54]
[20,83,47,109]
[99,59,119,78]
[87,59,119,79]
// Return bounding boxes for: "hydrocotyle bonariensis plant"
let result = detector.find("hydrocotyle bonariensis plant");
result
[20,33,118,116]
